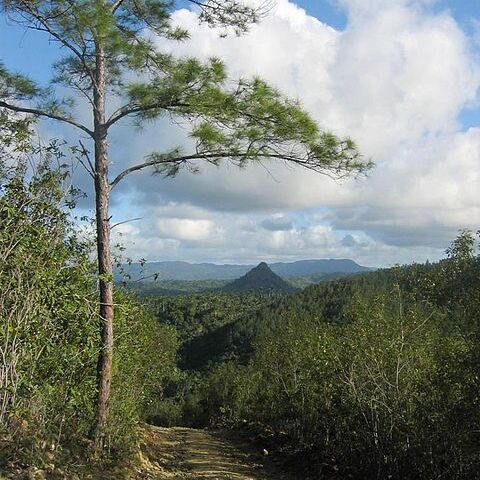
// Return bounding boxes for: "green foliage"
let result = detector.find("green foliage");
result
[196,0,268,35]
[166,232,480,479]
[0,161,99,466]
[446,228,477,261]
[144,291,282,427]
[142,74,369,178]
[0,158,179,469]
[0,62,40,100]
[198,289,478,478]
[0,113,32,156]
[107,291,178,453]
[2,1,370,181]
[127,278,229,295]
[149,292,271,345]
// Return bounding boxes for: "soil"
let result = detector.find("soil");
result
[131,426,298,480]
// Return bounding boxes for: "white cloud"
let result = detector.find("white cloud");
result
[92,0,480,265]
[108,201,441,267]
[154,218,220,241]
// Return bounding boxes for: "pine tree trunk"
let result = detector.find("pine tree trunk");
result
[92,38,113,452]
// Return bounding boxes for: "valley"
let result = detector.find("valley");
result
[123,259,370,296]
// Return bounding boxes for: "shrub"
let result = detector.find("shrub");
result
[200,287,479,479]
[0,160,179,469]
[0,162,98,465]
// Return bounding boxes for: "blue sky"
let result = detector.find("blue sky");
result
[2,1,480,266]
[2,0,479,126]
[2,1,475,94]
[0,1,347,77]
[296,0,347,28]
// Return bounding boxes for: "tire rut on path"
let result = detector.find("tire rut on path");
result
[133,426,294,480]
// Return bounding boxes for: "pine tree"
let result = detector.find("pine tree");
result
[0,0,372,450]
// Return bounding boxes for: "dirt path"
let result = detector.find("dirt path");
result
[132,426,295,480]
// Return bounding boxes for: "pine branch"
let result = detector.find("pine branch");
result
[105,102,188,128]
[109,150,357,189]
[0,100,94,137]
[13,1,95,84]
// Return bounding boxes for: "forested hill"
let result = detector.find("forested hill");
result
[151,245,480,373]
[145,233,480,479]
[118,258,371,281]
[222,262,296,293]
[179,271,374,370]
[171,260,457,370]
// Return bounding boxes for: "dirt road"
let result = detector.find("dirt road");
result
[132,426,295,480]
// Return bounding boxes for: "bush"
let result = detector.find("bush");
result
[0,161,179,469]
[200,286,480,479]
[108,293,178,452]
[0,163,98,465]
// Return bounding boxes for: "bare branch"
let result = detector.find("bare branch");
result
[111,217,143,229]
[109,151,345,189]
[78,140,96,175]
[111,0,126,14]
[0,100,94,137]
[77,156,95,180]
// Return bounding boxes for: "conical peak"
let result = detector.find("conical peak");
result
[256,262,269,269]
[222,261,294,293]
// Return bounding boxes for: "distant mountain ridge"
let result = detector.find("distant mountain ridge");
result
[222,262,295,293]
[119,258,371,281]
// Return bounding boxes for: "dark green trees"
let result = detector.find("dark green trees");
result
[191,233,480,479]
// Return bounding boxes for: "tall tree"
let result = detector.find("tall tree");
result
[0,0,372,450]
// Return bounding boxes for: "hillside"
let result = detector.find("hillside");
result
[177,258,470,371]
[124,278,229,296]
[222,262,296,293]
[271,259,371,276]
[180,272,370,370]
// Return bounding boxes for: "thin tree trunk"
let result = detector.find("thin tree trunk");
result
[92,37,113,451]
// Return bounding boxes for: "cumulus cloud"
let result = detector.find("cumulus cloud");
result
[85,0,480,265]
[109,201,439,267]
[153,218,219,241]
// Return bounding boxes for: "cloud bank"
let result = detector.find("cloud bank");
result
[104,0,480,267]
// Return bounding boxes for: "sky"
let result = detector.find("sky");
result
[2,0,480,267]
